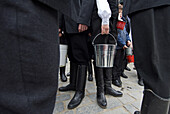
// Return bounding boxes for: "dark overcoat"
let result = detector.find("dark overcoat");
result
[0,0,76,114]
[64,0,94,33]
[123,0,170,15]
[123,0,170,100]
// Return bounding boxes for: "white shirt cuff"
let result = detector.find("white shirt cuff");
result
[101,17,110,25]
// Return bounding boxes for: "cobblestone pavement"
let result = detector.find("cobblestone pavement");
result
[53,63,144,114]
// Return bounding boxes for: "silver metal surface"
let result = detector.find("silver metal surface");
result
[94,44,116,67]
[93,33,117,68]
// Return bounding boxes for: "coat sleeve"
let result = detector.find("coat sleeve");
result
[77,0,94,26]
[59,12,63,29]
[96,0,111,25]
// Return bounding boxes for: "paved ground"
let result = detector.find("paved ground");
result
[53,63,144,114]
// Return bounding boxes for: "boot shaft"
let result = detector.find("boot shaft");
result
[88,60,93,75]
[76,65,87,93]
[70,62,78,84]
[93,62,105,93]
[104,68,112,88]
[141,90,170,114]
[60,66,65,75]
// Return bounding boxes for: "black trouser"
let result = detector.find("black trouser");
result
[113,49,125,78]
[67,32,89,65]
[60,34,68,44]
[121,51,128,72]
[130,5,170,99]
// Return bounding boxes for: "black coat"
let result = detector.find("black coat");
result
[123,0,170,100]
[64,0,94,33]
[123,0,170,15]
[59,13,67,44]
[37,0,75,22]
[0,0,74,114]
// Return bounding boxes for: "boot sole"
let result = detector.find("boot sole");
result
[105,92,123,97]
[60,79,67,82]
[59,88,75,92]
[68,102,81,109]
[112,82,122,87]
[88,78,93,81]
[121,76,128,78]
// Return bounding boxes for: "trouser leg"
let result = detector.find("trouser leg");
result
[112,49,124,87]
[67,32,89,65]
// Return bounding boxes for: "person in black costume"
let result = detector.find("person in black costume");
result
[59,13,68,82]
[87,60,93,81]
[90,0,123,109]
[124,0,170,114]
[0,0,78,114]
[119,2,131,79]
[58,0,94,109]
[87,34,94,81]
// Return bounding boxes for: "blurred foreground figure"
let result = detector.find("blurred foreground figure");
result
[124,0,170,114]
[0,0,75,114]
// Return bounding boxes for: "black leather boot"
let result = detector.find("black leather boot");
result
[104,68,123,97]
[59,62,78,91]
[88,60,93,81]
[134,111,140,114]
[140,90,169,114]
[68,65,87,109]
[121,72,128,78]
[94,64,107,108]
[67,72,70,76]
[125,66,131,71]
[138,78,144,86]
[137,72,144,86]
[60,66,67,82]
[112,75,122,87]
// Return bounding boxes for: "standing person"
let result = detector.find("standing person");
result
[59,0,94,109]
[0,0,78,114]
[87,60,93,81]
[121,16,132,78]
[90,0,123,109]
[87,34,94,81]
[59,13,68,82]
[124,0,170,114]
[112,9,132,87]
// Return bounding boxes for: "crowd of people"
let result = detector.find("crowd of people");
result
[0,0,170,114]
[58,0,136,110]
